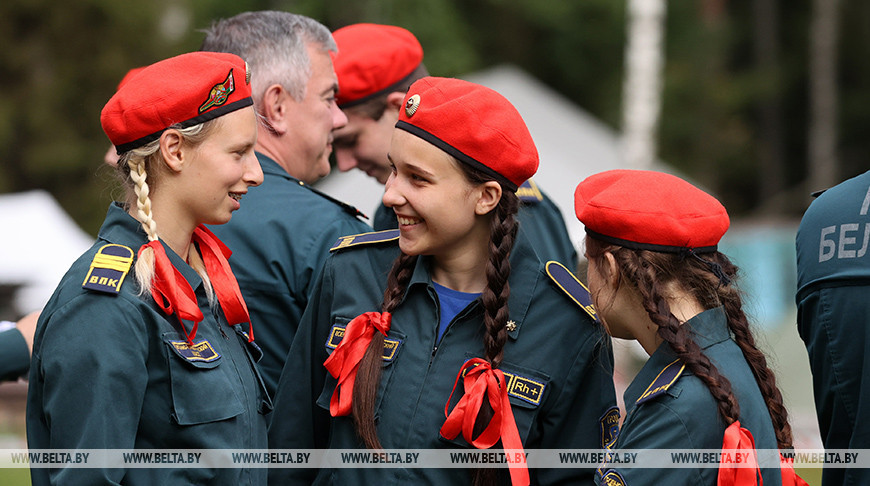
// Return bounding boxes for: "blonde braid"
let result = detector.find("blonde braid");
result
[127,157,158,296]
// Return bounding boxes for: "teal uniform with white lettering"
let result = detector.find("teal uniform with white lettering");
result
[595,307,781,486]
[27,202,270,486]
[209,153,372,397]
[373,179,578,269]
[268,229,616,485]
[796,170,870,486]
[0,327,29,381]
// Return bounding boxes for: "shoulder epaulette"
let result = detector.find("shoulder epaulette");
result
[516,179,543,203]
[545,261,596,320]
[330,229,400,252]
[636,359,685,405]
[296,179,369,220]
[82,244,134,295]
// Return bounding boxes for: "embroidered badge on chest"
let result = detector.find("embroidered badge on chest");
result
[169,339,221,363]
[501,371,547,406]
[82,244,134,295]
[326,323,403,361]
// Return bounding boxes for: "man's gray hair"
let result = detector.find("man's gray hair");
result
[201,11,336,105]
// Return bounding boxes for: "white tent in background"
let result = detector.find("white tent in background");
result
[0,190,94,315]
[315,64,675,251]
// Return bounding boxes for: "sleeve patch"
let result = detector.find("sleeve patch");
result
[330,229,400,252]
[636,359,685,405]
[82,244,134,295]
[545,260,597,320]
[600,406,621,448]
[516,179,543,203]
[601,469,627,486]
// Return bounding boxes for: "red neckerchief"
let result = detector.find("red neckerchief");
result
[323,311,392,417]
[440,358,530,486]
[138,225,253,345]
[717,421,809,486]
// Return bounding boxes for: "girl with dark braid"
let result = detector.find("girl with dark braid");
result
[574,170,806,486]
[269,77,617,485]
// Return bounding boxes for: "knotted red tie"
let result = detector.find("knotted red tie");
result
[717,421,761,486]
[323,311,392,417]
[440,358,529,486]
[138,225,253,345]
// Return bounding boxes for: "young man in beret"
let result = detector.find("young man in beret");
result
[200,11,372,397]
[332,23,578,270]
[796,170,870,486]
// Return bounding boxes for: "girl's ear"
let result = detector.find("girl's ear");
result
[474,181,503,215]
[159,129,185,173]
[602,251,620,291]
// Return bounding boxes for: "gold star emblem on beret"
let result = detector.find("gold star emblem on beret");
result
[506,320,517,332]
[405,94,421,117]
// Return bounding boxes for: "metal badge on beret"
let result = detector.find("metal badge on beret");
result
[405,94,421,117]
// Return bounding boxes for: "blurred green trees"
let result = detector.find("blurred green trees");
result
[0,0,867,235]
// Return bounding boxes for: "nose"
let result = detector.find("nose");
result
[332,102,348,130]
[243,152,264,187]
[381,172,404,209]
[334,148,358,172]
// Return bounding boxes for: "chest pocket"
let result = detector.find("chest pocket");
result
[163,332,246,425]
[439,357,550,448]
[315,318,407,414]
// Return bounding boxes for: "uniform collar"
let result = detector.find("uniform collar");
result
[98,202,203,291]
[256,152,292,179]
[623,306,729,407]
[401,230,541,340]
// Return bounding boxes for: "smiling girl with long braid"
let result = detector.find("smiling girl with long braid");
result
[269,77,617,486]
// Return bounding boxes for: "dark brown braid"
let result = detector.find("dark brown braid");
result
[586,236,793,449]
[710,252,793,449]
[352,253,417,450]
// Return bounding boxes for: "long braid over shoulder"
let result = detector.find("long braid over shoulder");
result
[586,236,793,449]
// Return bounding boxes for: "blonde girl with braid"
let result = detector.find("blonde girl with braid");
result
[269,77,617,486]
[575,170,807,486]
[27,52,271,486]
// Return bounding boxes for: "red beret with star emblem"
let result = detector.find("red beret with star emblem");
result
[333,23,424,108]
[396,76,539,191]
[574,170,730,252]
[101,51,253,154]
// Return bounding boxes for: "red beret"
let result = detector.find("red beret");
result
[574,170,730,252]
[333,23,423,108]
[101,52,253,154]
[116,66,146,91]
[396,77,538,191]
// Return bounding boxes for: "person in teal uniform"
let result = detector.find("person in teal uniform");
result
[575,170,805,486]
[0,311,38,381]
[27,52,270,485]
[200,11,372,397]
[331,23,578,270]
[796,170,870,486]
[269,76,616,485]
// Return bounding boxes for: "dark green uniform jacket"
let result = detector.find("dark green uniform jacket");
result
[209,153,372,397]
[269,229,616,485]
[595,307,781,486]
[373,179,578,269]
[27,203,270,485]
[796,170,870,486]
[0,327,29,381]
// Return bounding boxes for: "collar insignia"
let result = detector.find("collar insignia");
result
[330,229,400,252]
[546,261,597,320]
[82,244,134,295]
[636,359,685,405]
